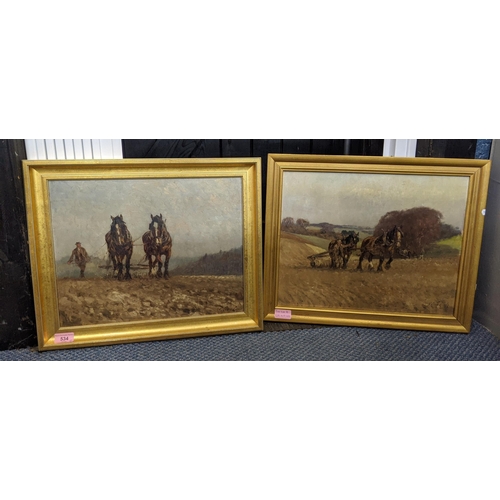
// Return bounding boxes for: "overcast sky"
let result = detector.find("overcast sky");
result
[281,171,469,229]
[49,177,243,260]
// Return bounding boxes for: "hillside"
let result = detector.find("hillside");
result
[171,246,243,276]
[277,229,460,315]
[279,233,325,267]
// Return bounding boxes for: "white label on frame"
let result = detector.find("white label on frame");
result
[274,309,292,320]
[54,333,75,344]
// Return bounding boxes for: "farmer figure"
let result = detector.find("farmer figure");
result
[67,242,90,278]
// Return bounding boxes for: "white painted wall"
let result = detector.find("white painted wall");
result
[24,139,123,160]
[383,139,417,157]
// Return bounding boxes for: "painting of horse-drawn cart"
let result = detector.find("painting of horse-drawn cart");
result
[264,154,491,333]
[23,158,263,350]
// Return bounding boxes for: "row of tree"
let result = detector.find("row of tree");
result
[281,207,461,256]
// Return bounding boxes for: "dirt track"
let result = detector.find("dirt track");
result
[57,275,244,327]
[278,233,460,315]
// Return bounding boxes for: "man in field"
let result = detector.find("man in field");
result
[67,242,90,278]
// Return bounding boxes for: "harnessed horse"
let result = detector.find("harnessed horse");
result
[357,225,404,272]
[142,214,173,279]
[105,214,133,280]
[328,232,360,269]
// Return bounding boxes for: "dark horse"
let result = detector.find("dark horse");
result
[105,214,133,280]
[142,214,173,279]
[328,232,360,269]
[357,225,404,272]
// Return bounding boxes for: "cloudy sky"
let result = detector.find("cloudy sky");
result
[49,177,243,260]
[281,171,470,229]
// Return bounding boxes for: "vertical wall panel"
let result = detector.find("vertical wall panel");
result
[0,140,37,349]
[91,139,101,159]
[35,139,47,159]
[199,140,221,157]
[282,140,311,154]
[82,139,93,159]
[221,140,252,157]
[25,140,124,160]
[45,139,57,159]
[311,140,344,155]
[111,139,123,159]
[54,139,65,159]
[99,139,114,159]
[73,139,84,159]
[24,139,38,160]
[474,140,500,336]
[394,139,417,157]
[383,139,416,157]
[63,139,75,159]
[416,140,478,159]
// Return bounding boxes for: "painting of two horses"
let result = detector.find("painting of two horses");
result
[277,170,470,315]
[49,177,245,327]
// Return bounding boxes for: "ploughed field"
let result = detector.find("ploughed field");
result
[57,275,244,327]
[278,232,460,315]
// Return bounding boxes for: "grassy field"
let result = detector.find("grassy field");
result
[436,234,463,250]
[426,235,462,258]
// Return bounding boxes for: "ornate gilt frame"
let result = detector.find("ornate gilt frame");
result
[23,158,263,350]
[264,154,491,333]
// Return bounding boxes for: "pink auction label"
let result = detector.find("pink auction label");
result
[54,332,75,344]
[274,309,292,320]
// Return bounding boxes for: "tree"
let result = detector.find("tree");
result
[373,207,443,256]
[281,217,295,231]
[440,223,461,240]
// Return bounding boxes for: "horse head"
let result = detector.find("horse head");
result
[351,232,360,248]
[151,214,167,231]
[387,225,404,248]
[110,214,126,231]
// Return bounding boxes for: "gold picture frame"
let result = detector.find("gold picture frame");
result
[23,158,263,350]
[264,154,491,333]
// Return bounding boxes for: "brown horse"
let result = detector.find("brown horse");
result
[328,232,360,269]
[142,214,173,278]
[357,225,404,272]
[105,214,133,280]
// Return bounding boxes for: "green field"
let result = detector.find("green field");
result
[292,233,330,250]
[437,234,463,250]
[427,235,462,257]
[296,228,372,250]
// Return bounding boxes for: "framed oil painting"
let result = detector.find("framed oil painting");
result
[264,154,491,333]
[23,158,263,350]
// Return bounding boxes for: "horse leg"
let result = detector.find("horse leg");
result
[377,258,384,272]
[342,253,349,269]
[116,257,124,280]
[163,252,170,279]
[124,252,132,280]
[110,256,118,278]
[147,255,155,278]
[330,252,336,268]
[337,249,344,269]
[385,256,393,270]
[357,252,364,271]
[156,254,163,278]
[367,255,375,271]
